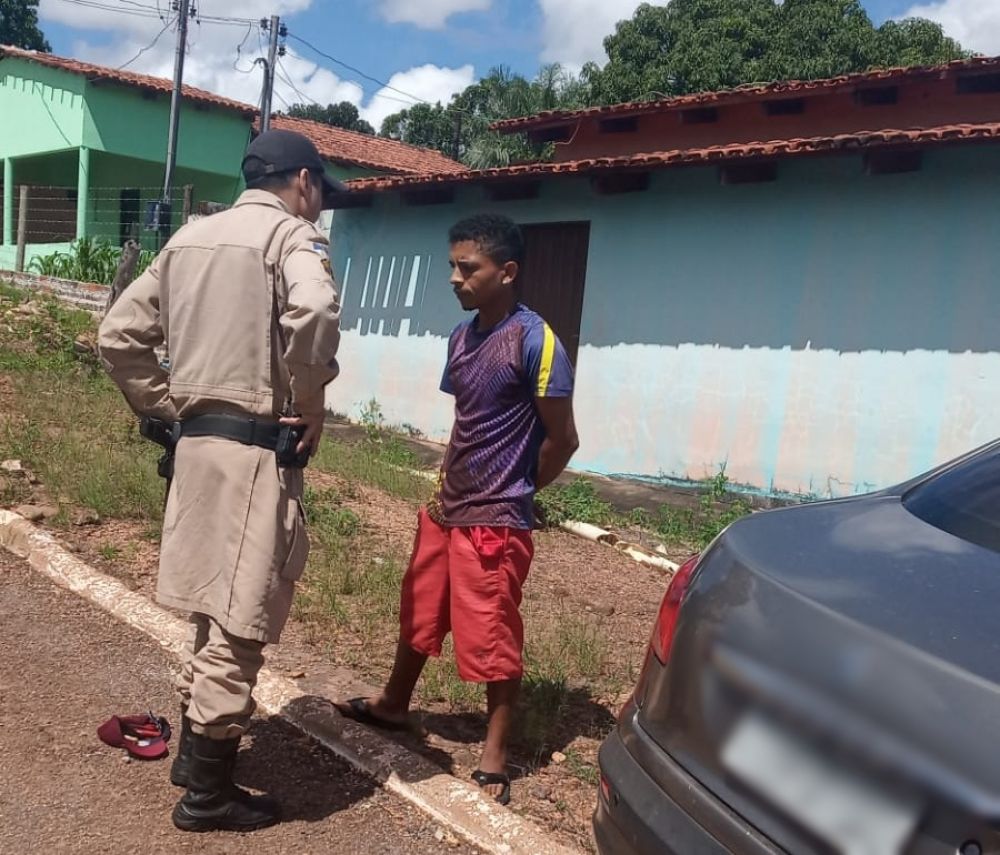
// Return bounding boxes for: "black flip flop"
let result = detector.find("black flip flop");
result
[471,769,511,806]
[337,697,411,732]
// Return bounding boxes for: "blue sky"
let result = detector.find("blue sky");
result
[34,0,997,129]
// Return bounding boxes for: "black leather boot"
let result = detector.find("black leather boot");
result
[171,734,280,832]
[169,710,192,788]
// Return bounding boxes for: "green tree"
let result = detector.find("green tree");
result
[284,101,375,135]
[0,0,50,51]
[380,65,590,168]
[874,17,967,68]
[380,102,462,155]
[584,0,967,104]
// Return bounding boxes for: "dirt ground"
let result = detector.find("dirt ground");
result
[0,549,484,855]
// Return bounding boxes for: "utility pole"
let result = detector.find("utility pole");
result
[155,0,193,248]
[259,15,281,132]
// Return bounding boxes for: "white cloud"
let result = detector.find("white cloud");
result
[36,0,471,138]
[360,63,476,130]
[537,0,644,69]
[39,0,353,109]
[379,0,491,30]
[902,0,1000,54]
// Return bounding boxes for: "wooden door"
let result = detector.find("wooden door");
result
[517,221,590,366]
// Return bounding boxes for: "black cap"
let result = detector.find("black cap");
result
[242,129,347,203]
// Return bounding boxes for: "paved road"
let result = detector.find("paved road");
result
[0,549,477,855]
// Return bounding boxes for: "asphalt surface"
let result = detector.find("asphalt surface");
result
[0,548,478,855]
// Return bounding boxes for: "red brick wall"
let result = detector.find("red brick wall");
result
[549,78,1000,161]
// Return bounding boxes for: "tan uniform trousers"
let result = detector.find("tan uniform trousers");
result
[176,613,266,739]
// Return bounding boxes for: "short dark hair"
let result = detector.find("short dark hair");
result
[448,214,524,267]
[246,168,321,193]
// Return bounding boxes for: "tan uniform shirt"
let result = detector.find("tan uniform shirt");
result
[98,190,341,642]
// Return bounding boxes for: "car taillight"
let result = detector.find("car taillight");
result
[650,554,699,664]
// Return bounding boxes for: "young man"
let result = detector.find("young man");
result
[340,214,579,804]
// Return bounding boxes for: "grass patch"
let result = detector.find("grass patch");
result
[421,649,485,709]
[98,543,122,561]
[312,398,433,504]
[0,372,164,522]
[0,286,164,523]
[312,437,433,504]
[295,485,407,646]
[538,470,752,550]
[565,749,600,786]
[1,289,97,373]
[650,468,754,549]
[535,477,615,528]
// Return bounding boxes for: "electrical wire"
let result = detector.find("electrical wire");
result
[272,88,291,110]
[47,0,254,25]
[287,33,427,107]
[232,21,257,73]
[288,31,475,119]
[117,15,177,69]
[47,0,162,20]
[274,58,318,107]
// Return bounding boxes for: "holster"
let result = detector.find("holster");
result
[139,416,178,481]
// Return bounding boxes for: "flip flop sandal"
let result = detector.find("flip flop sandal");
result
[471,769,511,806]
[337,697,411,732]
[97,711,172,760]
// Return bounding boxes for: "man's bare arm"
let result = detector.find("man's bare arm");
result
[534,396,580,490]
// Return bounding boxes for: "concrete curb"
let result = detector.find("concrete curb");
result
[0,510,584,855]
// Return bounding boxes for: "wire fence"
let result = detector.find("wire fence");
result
[0,185,231,252]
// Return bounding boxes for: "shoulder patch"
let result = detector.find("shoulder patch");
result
[311,242,333,276]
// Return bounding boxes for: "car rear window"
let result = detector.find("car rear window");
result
[903,448,1000,553]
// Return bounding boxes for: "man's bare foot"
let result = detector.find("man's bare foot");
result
[475,746,509,801]
[336,697,411,730]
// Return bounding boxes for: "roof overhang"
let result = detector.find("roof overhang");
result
[329,122,1000,207]
[490,56,1000,137]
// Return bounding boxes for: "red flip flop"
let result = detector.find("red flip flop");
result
[98,712,172,760]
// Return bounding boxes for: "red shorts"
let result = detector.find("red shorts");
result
[399,508,534,683]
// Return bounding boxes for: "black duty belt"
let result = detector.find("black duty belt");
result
[180,414,282,451]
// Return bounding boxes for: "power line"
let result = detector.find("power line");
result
[232,21,257,73]
[272,87,291,110]
[47,0,254,25]
[287,33,426,107]
[47,0,162,20]
[288,31,474,118]
[118,15,177,69]
[274,58,318,107]
[275,55,445,119]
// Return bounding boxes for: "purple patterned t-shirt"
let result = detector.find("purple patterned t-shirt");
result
[432,304,574,530]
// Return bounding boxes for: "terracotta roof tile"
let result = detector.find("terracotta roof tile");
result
[0,46,468,176]
[492,56,1000,134]
[337,122,1000,199]
[0,44,256,116]
[265,115,467,175]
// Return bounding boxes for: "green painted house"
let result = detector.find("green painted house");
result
[0,45,465,269]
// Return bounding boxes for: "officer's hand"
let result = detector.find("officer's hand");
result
[280,413,324,456]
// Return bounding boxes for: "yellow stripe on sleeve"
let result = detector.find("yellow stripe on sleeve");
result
[536,323,556,397]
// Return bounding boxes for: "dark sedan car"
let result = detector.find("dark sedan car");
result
[594,439,1000,855]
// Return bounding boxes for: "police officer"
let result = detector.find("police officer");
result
[98,129,343,832]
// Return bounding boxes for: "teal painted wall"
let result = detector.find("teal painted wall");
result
[0,241,73,271]
[83,83,250,179]
[0,60,84,157]
[1,58,250,252]
[329,145,1000,497]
